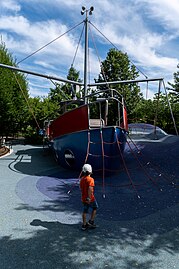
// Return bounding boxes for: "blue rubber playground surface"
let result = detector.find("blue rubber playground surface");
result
[0,135,179,269]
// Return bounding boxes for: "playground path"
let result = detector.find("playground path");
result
[0,135,179,269]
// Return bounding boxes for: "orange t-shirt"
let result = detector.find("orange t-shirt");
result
[80,175,95,203]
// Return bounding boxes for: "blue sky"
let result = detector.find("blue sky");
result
[0,0,179,99]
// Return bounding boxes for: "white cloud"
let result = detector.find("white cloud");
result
[0,14,83,70]
[89,1,179,81]
[140,85,155,100]
[0,0,178,98]
[28,86,48,97]
[1,0,21,12]
[119,34,178,71]
[34,60,57,70]
[135,0,179,32]
[28,78,52,97]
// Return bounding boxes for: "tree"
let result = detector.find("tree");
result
[167,64,179,102]
[48,66,82,112]
[132,98,155,124]
[0,41,29,137]
[95,48,142,123]
[26,96,60,128]
[166,64,179,133]
[24,96,60,144]
[133,93,179,134]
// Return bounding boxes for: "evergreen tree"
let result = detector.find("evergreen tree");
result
[48,65,82,113]
[96,48,142,122]
[166,64,179,133]
[167,64,179,102]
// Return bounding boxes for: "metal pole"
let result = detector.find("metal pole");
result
[88,77,164,87]
[84,11,88,104]
[153,80,161,139]
[0,63,83,86]
[162,80,178,136]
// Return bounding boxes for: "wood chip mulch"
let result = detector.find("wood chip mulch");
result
[0,146,10,157]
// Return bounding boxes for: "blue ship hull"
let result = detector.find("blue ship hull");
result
[52,126,127,173]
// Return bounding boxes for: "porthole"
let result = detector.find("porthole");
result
[64,149,75,167]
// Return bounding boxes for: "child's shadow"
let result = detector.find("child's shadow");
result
[30,219,79,232]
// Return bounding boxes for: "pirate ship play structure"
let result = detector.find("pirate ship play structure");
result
[0,6,175,175]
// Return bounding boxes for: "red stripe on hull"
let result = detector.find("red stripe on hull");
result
[49,105,89,139]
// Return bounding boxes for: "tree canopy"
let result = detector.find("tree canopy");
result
[95,48,143,122]
[0,42,29,137]
[167,64,179,102]
[0,40,178,140]
[48,65,82,112]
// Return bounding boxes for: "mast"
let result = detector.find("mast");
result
[81,6,94,104]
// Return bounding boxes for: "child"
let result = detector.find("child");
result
[80,164,98,230]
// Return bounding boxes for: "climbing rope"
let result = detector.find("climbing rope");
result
[88,24,110,89]
[127,134,176,186]
[67,130,91,195]
[89,21,148,79]
[114,128,141,198]
[71,23,85,67]
[126,139,163,192]
[17,21,84,64]
[100,128,106,198]
[13,72,41,130]
[67,126,173,197]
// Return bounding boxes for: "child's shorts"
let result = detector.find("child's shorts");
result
[83,200,98,213]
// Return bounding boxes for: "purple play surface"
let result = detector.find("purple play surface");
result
[15,135,179,224]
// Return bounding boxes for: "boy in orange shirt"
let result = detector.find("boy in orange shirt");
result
[80,164,98,230]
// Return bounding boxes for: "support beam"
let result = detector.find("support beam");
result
[0,63,83,86]
[88,77,164,87]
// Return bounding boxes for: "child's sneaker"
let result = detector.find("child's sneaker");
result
[81,224,88,231]
[87,220,96,228]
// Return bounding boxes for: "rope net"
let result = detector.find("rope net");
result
[67,127,177,198]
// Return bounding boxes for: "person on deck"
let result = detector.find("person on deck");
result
[80,164,98,230]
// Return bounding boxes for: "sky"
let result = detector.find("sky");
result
[0,0,179,99]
